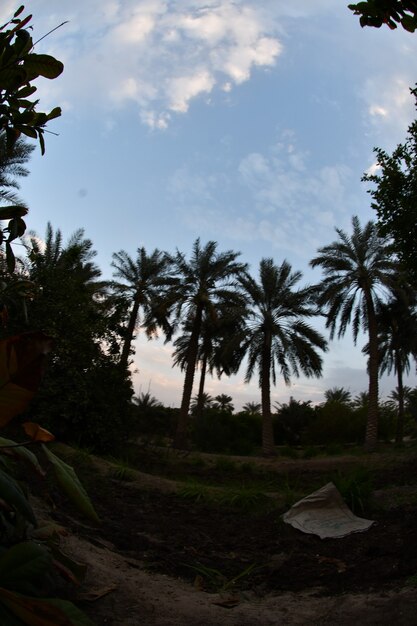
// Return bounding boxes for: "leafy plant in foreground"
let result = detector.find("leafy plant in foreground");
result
[0,333,98,624]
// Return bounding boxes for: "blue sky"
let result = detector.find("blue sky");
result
[4,1,417,408]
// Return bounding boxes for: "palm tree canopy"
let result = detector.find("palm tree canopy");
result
[111,247,174,338]
[367,293,417,378]
[169,238,247,327]
[213,394,234,412]
[240,258,327,387]
[324,387,352,405]
[310,216,398,343]
[242,401,261,415]
[28,223,103,291]
[0,134,34,206]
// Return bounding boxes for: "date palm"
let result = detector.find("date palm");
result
[369,294,417,443]
[0,134,34,206]
[172,302,246,419]
[310,215,398,450]
[111,247,173,370]
[169,238,247,448]
[240,258,327,456]
[324,387,352,406]
[242,401,261,416]
[213,394,234,413]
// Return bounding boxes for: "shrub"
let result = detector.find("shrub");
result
[304,402,365,445]
[192,410,261,454]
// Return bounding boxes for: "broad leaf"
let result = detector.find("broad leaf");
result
[0,587,94,626]
[0,468,36,525]
[49,545,87,586]
[0,542,52,595]
[23,54,64,80]
[42,446,100,523]
[0,436,45,475]
[22,422,55,443]
[0,332,53,427]
[0,206,28,220]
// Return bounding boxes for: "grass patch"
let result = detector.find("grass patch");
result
[332,466,373,514]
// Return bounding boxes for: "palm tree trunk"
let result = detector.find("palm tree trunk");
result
[365,293,379,451]
[395,351,405,445]
[196,353,207,419]
[261,329,275,456]
[174,304,203,449]
[120,297,140,370]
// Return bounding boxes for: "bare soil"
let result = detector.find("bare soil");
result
[46,445,417,625]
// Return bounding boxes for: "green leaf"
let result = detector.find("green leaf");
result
[0,588,94,626]
[0,332,53,427]
[49,544,87,586]
[401,14,417,31]
[17,125,37,139]
[42,446,100,523]
[0,542,52,595]
[23,54,64,81]
[0,468,36,526]
[0,437,45,476]
[0,205,28,220]
[16,85,37,98]
[38,130,45,155]
[13,6,25,19]
[6,241,16,273]
[7,216,26,241]
[46,106,61,121]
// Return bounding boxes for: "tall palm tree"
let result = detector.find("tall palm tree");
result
[310,215,398,450]
[172,302,246,419]
[111,247,173,370]
[240,258,327,456]
[370,294,417,443]
[169,238,247,449]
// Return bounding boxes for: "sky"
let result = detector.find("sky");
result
[3,0,417,409]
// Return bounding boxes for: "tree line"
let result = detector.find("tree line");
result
[0,195,416,455]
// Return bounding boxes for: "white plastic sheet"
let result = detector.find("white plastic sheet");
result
[282,482,374,539]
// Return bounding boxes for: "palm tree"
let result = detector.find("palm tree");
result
[172,302,246,419]
[213,394,234,413]
[133,391,162,410]
[239,258,327,456]
[352,391,369,411]
[324,387,352,405]
[310,215,398,450]
[190,392,213,415]
[169,239,247,448]
[111,247,173,370]
[0,134,34,206]
[369,294,417,443]
[242,401,261,416]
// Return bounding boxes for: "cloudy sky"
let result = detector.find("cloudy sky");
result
[5,0,417,408]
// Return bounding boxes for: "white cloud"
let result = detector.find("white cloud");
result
[168,134,357,263]
[29,0,283,128]
[361,75,417,149]
[168,69,215,113]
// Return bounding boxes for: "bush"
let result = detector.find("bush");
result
[192,410,261,454]
[304,402,365,445]
[131,404,179,440]
[274,399,316,445]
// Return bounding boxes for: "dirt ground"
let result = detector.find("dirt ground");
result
[46,447,417,625]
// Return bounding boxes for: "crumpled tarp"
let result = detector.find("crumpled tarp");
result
[282,482,374,539]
